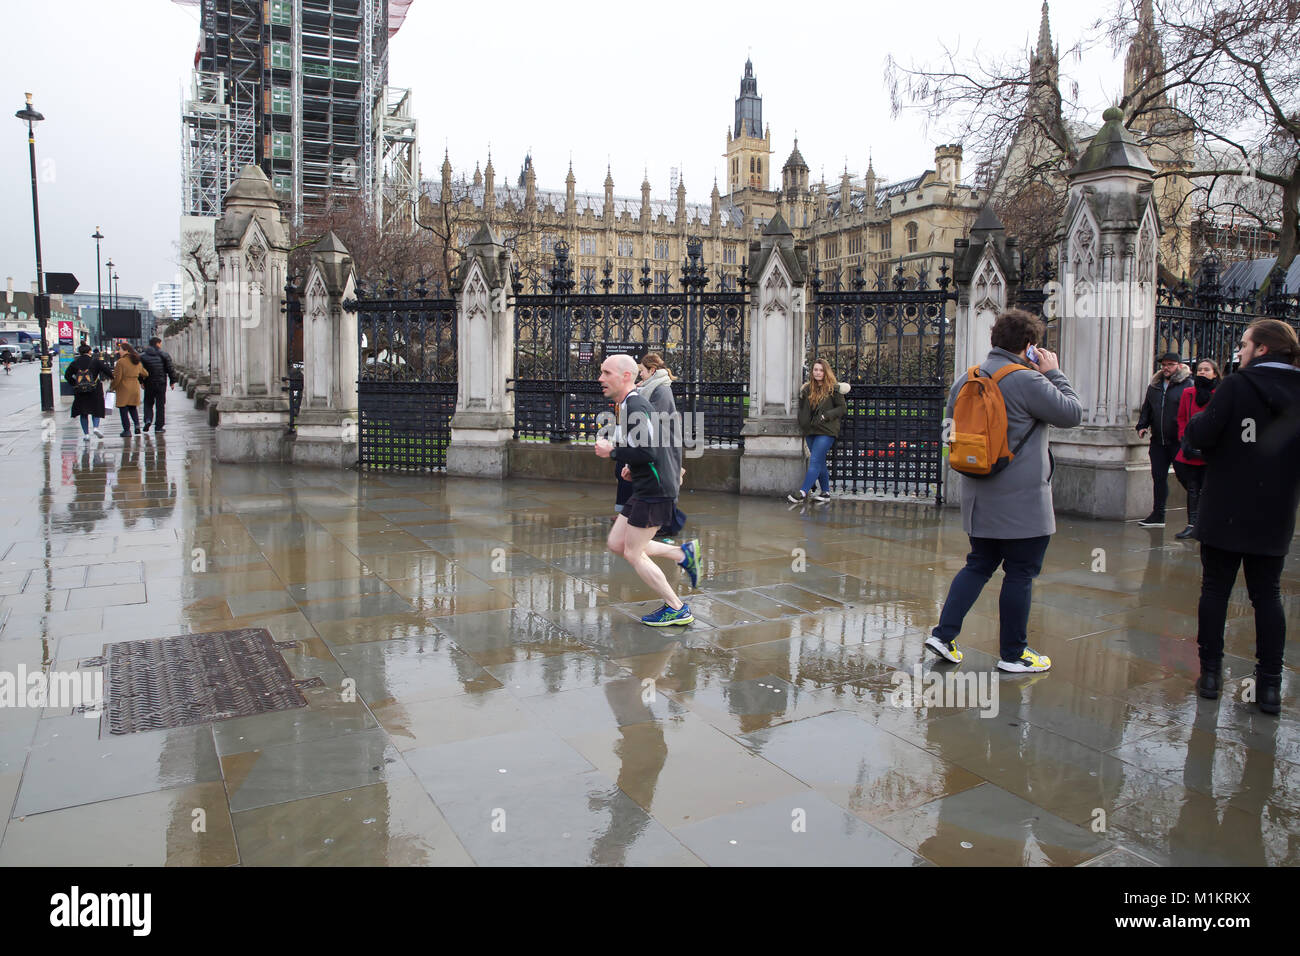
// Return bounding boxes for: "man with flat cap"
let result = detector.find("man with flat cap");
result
[1136,351,1192,527]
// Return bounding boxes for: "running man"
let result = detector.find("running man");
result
[594,353,701,626]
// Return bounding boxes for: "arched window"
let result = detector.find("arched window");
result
[756,159,762,175]
[906,221,919,254]
[749,157,755,173]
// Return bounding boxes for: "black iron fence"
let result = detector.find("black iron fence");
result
[511,238,748,446]
[1156,253,1299,371]
[350,279,457,471]
[807,264,956,502]
[283,278,303,430]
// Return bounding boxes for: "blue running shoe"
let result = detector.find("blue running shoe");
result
[641,603,694,627]
[678,538,701,589]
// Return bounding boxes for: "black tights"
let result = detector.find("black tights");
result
[119,405,140,432]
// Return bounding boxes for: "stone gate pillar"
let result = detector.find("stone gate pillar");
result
[1049,108,1162,518]
[446,225,516,478]
[948,206,1024,507]
[739,213,811,494]
[291,232,359,467]
[213,165,291,462]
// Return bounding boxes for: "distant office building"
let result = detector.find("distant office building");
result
[152,282,184,319]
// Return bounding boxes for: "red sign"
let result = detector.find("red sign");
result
[57,320,73,345]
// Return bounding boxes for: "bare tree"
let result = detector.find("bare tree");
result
[288,189,439,289]
[413,174,551,294]
[1108,0,1299,289]
[177,228,218,318]
[888,0,1300,292]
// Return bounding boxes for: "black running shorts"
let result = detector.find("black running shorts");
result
[622,496,675,530]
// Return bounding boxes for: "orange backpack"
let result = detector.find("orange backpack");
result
[948,364,1038,478]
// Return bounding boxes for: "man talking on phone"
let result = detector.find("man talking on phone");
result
[925,309,1083,673]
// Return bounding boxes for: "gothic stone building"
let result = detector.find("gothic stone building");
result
[421,57,984,294]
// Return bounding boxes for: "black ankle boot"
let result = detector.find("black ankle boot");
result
[1256,669,1282,715]
[1196,661,1222,700]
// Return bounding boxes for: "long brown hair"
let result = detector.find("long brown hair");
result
[640,352,677,380]
[118,342,141,365]
[802,358,838,407]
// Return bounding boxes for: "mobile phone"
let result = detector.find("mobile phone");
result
[1026,345,1040,364]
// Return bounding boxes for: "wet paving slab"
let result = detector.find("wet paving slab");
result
[0,399,1298,866]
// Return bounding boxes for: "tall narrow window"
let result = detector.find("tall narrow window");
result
[906,222,919,254]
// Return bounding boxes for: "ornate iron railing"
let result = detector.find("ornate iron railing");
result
[511,238,748,447]
[350,278,457,471]
[1156,253,1299,372]
[807,263,957,502]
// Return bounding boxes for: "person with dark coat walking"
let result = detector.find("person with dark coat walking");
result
[1136,351,1193,527]
[139,337,177,433]
[64,343,113,439]
[1185,319,1300,715]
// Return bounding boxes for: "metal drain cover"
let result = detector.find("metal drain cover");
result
[105,628,307,735]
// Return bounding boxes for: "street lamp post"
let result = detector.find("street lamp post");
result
[104,259,114,346]
[15,92,53,411]
[92,228,103,347]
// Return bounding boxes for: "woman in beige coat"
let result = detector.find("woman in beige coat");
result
[109,342,149,437]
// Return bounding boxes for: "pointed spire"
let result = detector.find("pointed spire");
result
[565,160,575,185]
[1037,1,1052,58]
[604,165,615,189]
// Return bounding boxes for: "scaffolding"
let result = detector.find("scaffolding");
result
[181,71,235,217]
[177,0,407,225]
[380,86,420,228]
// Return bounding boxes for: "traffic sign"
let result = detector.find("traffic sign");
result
[45,273,79,295]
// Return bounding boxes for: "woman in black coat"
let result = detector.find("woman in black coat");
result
[1184,319,1300,715]
[64,343,112,439]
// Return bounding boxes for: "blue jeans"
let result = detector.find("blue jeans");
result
[931,535,1051,661]
[800,434,834,494]
[78,414,101,435]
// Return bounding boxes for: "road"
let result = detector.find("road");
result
[0,359,65,422]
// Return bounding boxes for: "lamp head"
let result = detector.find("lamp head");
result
[15,93,44,124]
[92,228,103,241]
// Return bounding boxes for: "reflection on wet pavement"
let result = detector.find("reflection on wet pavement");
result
[1,400,1297,866]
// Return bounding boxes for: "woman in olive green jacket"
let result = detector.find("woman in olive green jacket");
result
[789,358,849,503]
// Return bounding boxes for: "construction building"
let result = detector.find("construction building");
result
[177,0,418,227]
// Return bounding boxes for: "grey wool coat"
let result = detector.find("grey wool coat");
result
[946,347,1083,538]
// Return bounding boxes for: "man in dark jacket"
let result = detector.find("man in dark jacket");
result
[1185,319,1300,715]
[1136,352,1192,527]
[595,353,700,626]
[139,337,176,433]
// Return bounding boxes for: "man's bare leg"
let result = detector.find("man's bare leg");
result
[643,539,685,563]
[614,518,683,610]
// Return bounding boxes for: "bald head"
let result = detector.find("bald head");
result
[599,353,639,401]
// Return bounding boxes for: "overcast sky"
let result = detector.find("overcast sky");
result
[0,0,1126,305]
